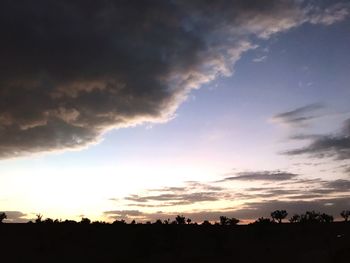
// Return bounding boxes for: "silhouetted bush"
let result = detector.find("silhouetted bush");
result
[219,216,229,225]
[0,212,6,223]
[300,211,320,223]
[154,219,163,225]
[63,219,77,224]
[44,218,54,224]
[253,217,274,225]
[319,213,333,223]
[92,221,107,225]
[112,219,126,225]
[218,216,240,225]
[289,214,301,223]
[297,211,333,223]
[271,210,288,223]
[201,220,212,226]
[228,217,240,225]
[80,218,91,224]
[340,210,350,222]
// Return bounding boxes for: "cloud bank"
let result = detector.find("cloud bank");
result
[0,0,349,158]
[285,118,350,160]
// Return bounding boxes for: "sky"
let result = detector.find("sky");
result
[0,0,349,223]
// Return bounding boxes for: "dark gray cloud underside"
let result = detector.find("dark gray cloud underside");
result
[0,0,348,158]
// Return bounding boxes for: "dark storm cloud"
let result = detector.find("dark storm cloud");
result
[272,103,325,126]
[0,1,348,158]
[221,170,298,181]
[285,118,350,160]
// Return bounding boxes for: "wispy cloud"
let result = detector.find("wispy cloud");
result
[220,170,298,182]
[272,103,325,126]
[285,118,350,160]
[252,55,267,63]
[123,181,228,207]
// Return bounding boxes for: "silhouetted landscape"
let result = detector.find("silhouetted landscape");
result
[1,210,349,262]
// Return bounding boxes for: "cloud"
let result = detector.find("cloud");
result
[124,182,228,207]
[103,210,145,221]
[235,197,350,219]
[106,174,350,222]
[323,179,350,191]
[221,170,298,181]
[126,192,223,206]
[308,2,350,25]
[252,55,267,63]
[2,211,29,223]
[272,103,325,126]
[0,1,348,158]
[285,118,350,160]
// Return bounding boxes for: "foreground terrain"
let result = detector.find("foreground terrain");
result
[0,223,349,262]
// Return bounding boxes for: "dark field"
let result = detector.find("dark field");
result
[1,223,349,263]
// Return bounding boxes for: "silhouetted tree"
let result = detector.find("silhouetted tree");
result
[130,220,136,224]
[35,214,43,223]
[340,210,350,222]
[175,215,186,225]
[80,218,91,224]
[186,218,192,224]
[219,216,229,225]
[289,214,300,223]
[0,212,7,223]
[228,217,240,225]
[271,210,288,223]
[201,220,212,225]
[163,219,170,224]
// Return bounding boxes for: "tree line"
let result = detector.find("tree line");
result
[0,210,349,225]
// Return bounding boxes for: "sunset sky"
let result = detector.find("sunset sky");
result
[0,0,349,223]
